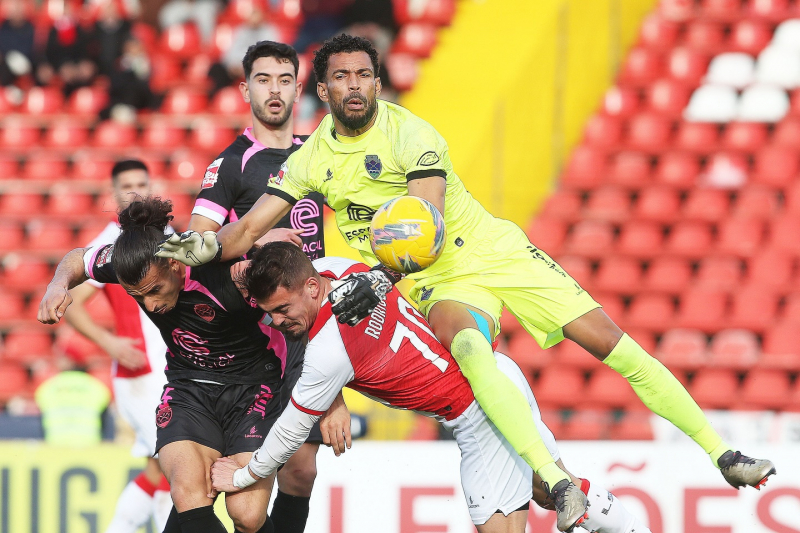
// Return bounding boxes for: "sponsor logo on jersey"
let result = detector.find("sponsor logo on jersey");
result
[244,425,262,438]
[201,158,223,189]
[324,168,333,181]
[272,163,287,186]
[247,385,274,419]
[347,203,376,221]
[364,154,382,179]
[95,245,114,268]
[455,237,464,247]
[194,303,215,322]
[417,151,440,166]
[291,198,321,237]
[156,387,175,428]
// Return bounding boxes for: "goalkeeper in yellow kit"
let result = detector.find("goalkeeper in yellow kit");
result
[159,34,775,531]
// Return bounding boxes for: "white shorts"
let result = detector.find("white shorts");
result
[112,371,167,457]
[442,353,560,525]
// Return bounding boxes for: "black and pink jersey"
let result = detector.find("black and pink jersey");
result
[191,128,326,260]
[82,244,296,385]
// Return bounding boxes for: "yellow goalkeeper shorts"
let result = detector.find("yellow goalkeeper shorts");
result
[409,217,600,349]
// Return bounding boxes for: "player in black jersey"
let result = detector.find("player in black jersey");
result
[38,197,348,533]
[188,41,330,532]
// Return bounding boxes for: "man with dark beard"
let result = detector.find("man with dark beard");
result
[187,40,328,533]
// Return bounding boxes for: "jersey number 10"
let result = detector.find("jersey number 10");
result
[389,299,449,373]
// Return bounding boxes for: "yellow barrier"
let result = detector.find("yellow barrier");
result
[401,0,657,225]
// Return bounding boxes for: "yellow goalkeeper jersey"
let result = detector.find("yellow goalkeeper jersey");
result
[266,100,494,279]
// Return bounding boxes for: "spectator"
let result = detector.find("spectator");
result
[38,0,96,95]
[293,0,353,53]
[101,36,162,121]
[158,0,220,43]
[0,0,35,87]
[207,4,277,96]
[35,370,111,447]
[87,0,133,77]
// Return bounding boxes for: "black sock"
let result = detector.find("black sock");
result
[178,505,227,533]
[270,491,310,533]
[161,506,180,533]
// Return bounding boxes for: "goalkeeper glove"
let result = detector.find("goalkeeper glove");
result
[329,265,403,326]
[156,230,223,266]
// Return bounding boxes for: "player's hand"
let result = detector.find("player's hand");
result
[156,231,221,266]
[102,336,147,370]
[230,260,252,299]
[320,393,352,457]
[329,270,394,326]
[38,283,73,324]
[210,456,244,495]
[256,228,304,248]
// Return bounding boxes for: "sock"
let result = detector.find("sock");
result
[450,329,569,488]
[270,491,310,533]
[603,334,732,468]
[178,505,227,533]
[104,472,155,533]
[153,476,173,533]
[162,507,180,533]
[579,478,652,533]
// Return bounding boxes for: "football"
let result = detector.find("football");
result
[370,196,447,274]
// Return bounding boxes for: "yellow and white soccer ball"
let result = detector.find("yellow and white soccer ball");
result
[370,196,446,274]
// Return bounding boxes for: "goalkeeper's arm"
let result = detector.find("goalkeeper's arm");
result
[38,247,90,324]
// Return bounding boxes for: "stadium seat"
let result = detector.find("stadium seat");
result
[535,367,587,409]
[0,290,26,324]
[141,119,187,150]
[582,370,643,410]
[616,221,664,258]
[168,150,209,182]
[674,122,720,152]
[739,370,791,411]
[561,410,612,440]
[394,0,455,26]
[561,146,607,189]
[684,85,738,122]
[721,122,769,151]
[752,146,799,187]
[730,20,774,55]
[159,23,202,60]
[593,293,625,324]
[385,54,420,92]
[705,53,755,89]
[23,155,68,181]
[72,154,116,182]
[185,54,214,87]
[505,334,549,379]
[609,412,654,440]
[592,257,642,294]
[768,215,800,255]
[0,191,44,215]
[555,256,593,290]
[549,338,598,371]
[76,221,110,247]
[781,293,800,324]
[699,0,743,21]
[772,118,800,148]
[737,84,790,122]
[619,47,664,86]
[0,118,40,149]
[0,88,18,114]
[665,221,714,257]
[682,189,730,222]
[689,368,740,409]
[602,86,641,118]
[655,151,700,188]
[633,187,681,222]
[208,85,250,116]
[563,220,615,258]
[537,190,583,221]
[702,152,750,189]
[638,14,682,51]
[685,19,727,53]
[747,0,793,22]
[729,289,778,332]
[499,309,524,338]
[626,113,672,151]
[715,217,766,257]
[43,120,91,150]
[47,187,95,217]
[773,18,800,51]
[761,323,800,370]
[695,257,743,290]
[526,218,567,254]
[676,288,728,331]
[607,151,651,188]
[67,86,110,116]
[583,114,624,148]
[733,186,780,218]
[131,21,158,53]
[584,187,631,222]
[659,0,696,20]
[3,327,53,365]
[709,328,761,368]
[161,87,208,115]
[0,156,20,180]
[0,364,30,402]
[149,56,183,92]
[0,221,24,252]
[667,47,710,85]
[391,23,438,58]
[25,219,76,252]
[643,257,692,293]
[92,122,138,149]
[625,294,676,331]
[789,89,800,117]
[22,86,64,115]
[646,78,691,117]
[657,328,709,371]
[189,120,236,152]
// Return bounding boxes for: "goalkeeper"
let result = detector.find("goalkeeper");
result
[158,34,775,531]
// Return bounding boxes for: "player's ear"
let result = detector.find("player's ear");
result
[376,77,382,97]
[240,81,250,103]
[317,82,328,103]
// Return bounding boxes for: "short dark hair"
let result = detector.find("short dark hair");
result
[112,196,173,286]
[242,40,299,79]
[312,34,380,83]
[244,242,316,303]
[111,159,148,184]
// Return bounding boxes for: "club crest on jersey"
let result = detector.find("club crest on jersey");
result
[364,155,382,179]
[194,304,215,322]
[156,404,172,428]
[418,151,440,166]
[202,158,223,189]
[95,246,113,268]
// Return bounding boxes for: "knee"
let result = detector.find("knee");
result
[170,483,206,512]
[278,462,317,495]
[231,509,267,533]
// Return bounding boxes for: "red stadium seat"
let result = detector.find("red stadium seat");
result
[92,122,138,149]
[564,220,615,258]
[789,89,800,118]
[619,47,664,86]
[550,338,598,371]
[695,257,743,291]
[185,54,213,85]
[76,221,111,247]
[625,294,675,331]
[584,187,631,222]
[592,257,642,294]
[391,23,438,58]
[762,323,800,368]
[72,154,116,182]
[25,219,76,252]
[733,186,780,218]
[767,216,800,256]
[582,370,641,410]
[643,257,692,293]
[209,85,251,115]
[0,221,24,252]
[555,256,593,290]
[506,334,551,376]
[394,0,455,25]
[729,289,778,332]
[561,146,607,190]
[730,20,773,55]
[23,155,68,181]
[0,88,19,113]
[646,78,690,117]
[689,369,739,409]
[667,47,711,86]
[0,364,30,402]
[526,218,567,255]
[47,187,95,217]
[752,147,799,188]
[384,54,419,92]
[638,14,682,51]
[709,329,761,368]
[739,370,791,411]
[537,190,583,221]
[0,156,20,180]
[594,293,625,324]
[674,122,720,152]
[676,289,728,332]
[0,191,45,215]
[141,119,187,150]
[132,21,158,53]
[772,118,800,148]
[659,0,696,20]
[0,118,40,149]
[159,23,202,60]
[189,120,236,152]
[561,410,613,440]
[583,114,624,149]
[43,121,90,150]
[781,293,800,324]
[208,22,234,58]
[150,56,183,92]
[682,189,730,222]
[747,0,792,21]
[721,122,769,152]
[535,367,586,409]
[607,151,652,188]
[656,152,701,189]
[626,113,672,151]
[700,0,746,21]
[168,150,209,182]
[22,86,63,115]
[657,329,709,371]
[0,289,26,322]
[67,86,110,116]
[161,87,208,115]
[684,20,726,53]
[785,183,800,214]
[609,412,654,440]
[616,221,664,258]
[716,218,765,257]
[633,187,681,222]
[746,251,793,289]
[602,86,641,118]
[3,327,53,364]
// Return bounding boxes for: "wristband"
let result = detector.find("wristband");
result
[371,263,403,285]
[232,466,258,489]
[211,240,223,263]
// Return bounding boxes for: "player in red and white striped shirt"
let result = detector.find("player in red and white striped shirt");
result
[64,160,172,533]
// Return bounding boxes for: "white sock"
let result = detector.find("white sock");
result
[104,480,153,533]
[580,482,652,533]
[153,489,173,532]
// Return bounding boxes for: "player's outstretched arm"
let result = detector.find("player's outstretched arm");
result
[38,248,90,325]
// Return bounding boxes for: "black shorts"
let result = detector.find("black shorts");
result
[154,379,283,456]
[282,341,324,444]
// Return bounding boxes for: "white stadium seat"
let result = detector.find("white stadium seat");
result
[737,84,790,122]
[755,45,800,88]
[705,53,756,89]
[684,85,738,122]
[772,19,800,53]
